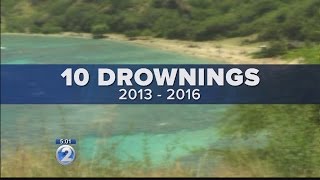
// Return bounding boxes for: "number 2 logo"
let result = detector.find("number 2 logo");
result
[56,145,76,165]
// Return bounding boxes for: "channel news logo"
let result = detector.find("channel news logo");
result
[55,139,76,165]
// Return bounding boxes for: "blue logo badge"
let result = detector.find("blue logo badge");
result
[56,145,76,165]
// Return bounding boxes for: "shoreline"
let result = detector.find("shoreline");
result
[1,32,299,64]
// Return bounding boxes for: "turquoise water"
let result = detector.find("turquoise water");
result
[1,35,219,64]
[1,34,229,168]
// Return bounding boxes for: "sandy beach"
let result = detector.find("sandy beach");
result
[1,32,300,64]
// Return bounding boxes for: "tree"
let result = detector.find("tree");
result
[254,41,288,58]
[91,24,110,39]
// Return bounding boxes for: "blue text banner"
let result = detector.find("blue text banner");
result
[1,65,320,104]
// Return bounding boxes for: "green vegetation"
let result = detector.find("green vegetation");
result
[1,0,320,42]
[252,40,320,61]
[253,41,289,58]
[91,24,110,39]
[283,45,320,64]
[213,105,320,177]
[2,0,319,61]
